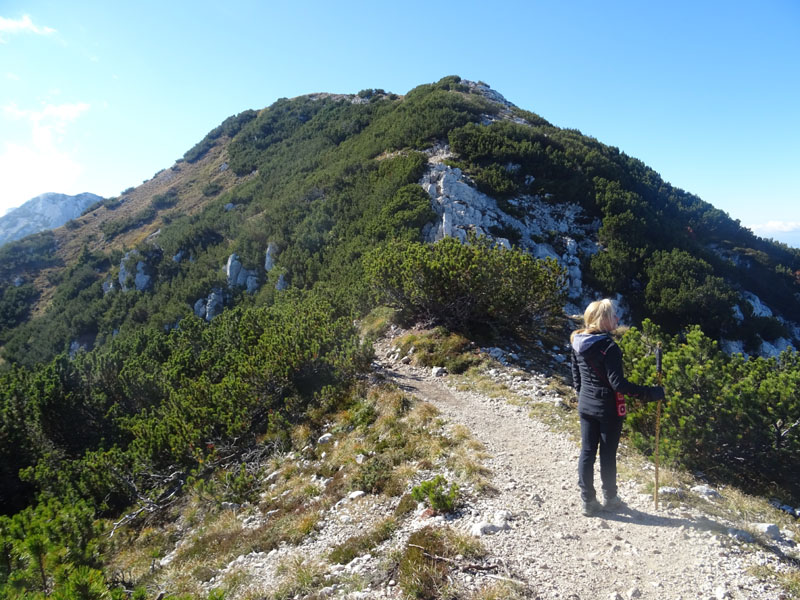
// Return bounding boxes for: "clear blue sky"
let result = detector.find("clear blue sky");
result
[2,0,799,246]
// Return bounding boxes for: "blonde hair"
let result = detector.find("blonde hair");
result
[570,299,617,342]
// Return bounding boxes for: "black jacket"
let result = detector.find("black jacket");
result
[570,333,654,420]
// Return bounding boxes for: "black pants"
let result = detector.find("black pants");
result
[578,413,623,502]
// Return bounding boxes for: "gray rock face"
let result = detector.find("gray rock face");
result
[418,157,599,301]
[0,192,103,248]
[743,291,773,318]
[206,289,224,321]
[194,288,225,322]
[264,242,279,272]
[226,253,260,293]
[193,298,207,319]
[119,251,154,292]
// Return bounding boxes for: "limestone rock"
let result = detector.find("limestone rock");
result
[751,523,781,540]
[119,251,154,292]
[226,253,259,293]
[264,242,279,271]
[471,521,501,536]
[691,485,722,499]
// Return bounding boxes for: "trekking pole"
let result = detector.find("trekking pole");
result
[654,342,663,510]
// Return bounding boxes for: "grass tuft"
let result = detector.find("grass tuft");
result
[328,517,397,565]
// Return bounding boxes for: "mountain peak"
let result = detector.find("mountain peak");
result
[0,192,103,248]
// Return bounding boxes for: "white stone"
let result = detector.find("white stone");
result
[348,491,366,501]
[691,485,721,499]
[720,339,747,356]
[714,585,731,599]
[742,291,772,317]
[317,433,333,445]
[751,523,781,540]
[471,521,501,536]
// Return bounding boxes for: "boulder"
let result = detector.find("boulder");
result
[226,253,260,293]
[751,522,781,540]
[118,251,154,292]
[691,485,721,499]
[264,242,279,272]
[193,298,207,319]
[206,290,223,321]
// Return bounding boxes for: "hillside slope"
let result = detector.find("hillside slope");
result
[1,77,798,370]
[99,332,798,599]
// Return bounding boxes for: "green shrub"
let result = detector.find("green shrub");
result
[352,454,392,494]
[202,181,223,196]
[151,189,179,210]
[411,475,459,513]
[364,236,567,337]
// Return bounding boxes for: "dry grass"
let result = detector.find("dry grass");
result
[748,565,800,599]
[360,306,399,341]
[396,526,487,599]
[106,377,501,598]
[268,555,330,600]
[467,581,528,600]
[328,516,398,564]
[453,367,516,402]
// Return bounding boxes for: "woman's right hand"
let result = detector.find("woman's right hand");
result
[647,386,665,403]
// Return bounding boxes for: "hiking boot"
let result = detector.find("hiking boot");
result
[582,498,602,516]
[604,495,623,511]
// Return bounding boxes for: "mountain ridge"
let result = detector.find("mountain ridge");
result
[0,191,104,248]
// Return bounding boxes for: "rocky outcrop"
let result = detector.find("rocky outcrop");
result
[743,291,773,318]
[194,288,224,322]
[419,157,599,301]
[226,253,259,294]
[264,243,279,272]
[118,250,156,292]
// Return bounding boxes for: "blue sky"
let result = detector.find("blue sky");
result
[1,0,799,246]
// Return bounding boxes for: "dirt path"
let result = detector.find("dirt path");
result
[378,355,788,600]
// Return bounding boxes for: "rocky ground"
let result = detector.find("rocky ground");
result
[175,327,798,600]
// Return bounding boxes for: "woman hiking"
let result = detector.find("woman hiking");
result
[570,299,664,516]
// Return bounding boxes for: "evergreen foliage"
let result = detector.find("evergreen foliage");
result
[620,321,800,498]
[365,236,567,336]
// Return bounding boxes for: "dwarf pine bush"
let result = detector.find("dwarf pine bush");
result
[411,475,460,513]
[364,236,566,337]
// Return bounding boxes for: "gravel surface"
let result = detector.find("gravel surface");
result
[370,332,796,600]
[203,332,797,600]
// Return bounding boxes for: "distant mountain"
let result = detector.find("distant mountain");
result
[0,192,103,247]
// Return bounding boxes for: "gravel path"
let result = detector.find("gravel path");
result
[378,353,792,600]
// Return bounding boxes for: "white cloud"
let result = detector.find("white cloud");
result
[0,14,56,41]
[0,101,90,214]
[6,72,20,81]
[750,221,800,234]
